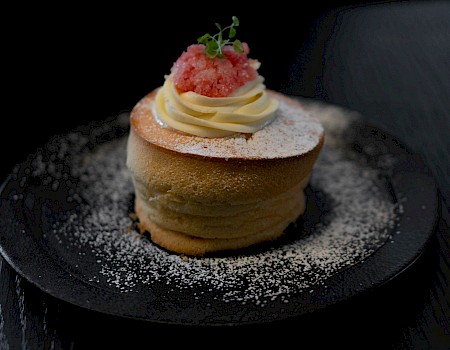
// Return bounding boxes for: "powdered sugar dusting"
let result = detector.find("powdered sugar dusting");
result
[133,92,324,159]
[26,104,402,306]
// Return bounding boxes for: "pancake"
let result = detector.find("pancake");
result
[126,89,324,256]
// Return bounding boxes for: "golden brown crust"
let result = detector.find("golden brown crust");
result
[127,127,322,203]
[135,195,304,256]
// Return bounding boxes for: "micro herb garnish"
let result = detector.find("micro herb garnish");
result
[197,16,244,59]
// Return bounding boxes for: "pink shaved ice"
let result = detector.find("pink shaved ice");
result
[170,43,259,97]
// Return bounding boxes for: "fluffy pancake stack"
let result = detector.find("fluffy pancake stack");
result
[126,17,324,256]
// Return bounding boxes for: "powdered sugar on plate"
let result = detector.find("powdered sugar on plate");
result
[29,102,402,307]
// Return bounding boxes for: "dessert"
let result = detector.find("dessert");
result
[126,17,324,256]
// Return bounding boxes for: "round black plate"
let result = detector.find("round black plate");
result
[0,102,439,326]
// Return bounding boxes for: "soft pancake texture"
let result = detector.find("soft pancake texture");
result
[126,89,324,256]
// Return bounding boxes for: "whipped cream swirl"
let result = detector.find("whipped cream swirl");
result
[153,74,279,138]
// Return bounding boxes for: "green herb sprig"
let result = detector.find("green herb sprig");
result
[197,16,244,59]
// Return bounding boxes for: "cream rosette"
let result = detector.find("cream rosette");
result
[153,74,279,138]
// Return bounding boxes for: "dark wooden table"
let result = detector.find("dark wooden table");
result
[1,1,449,349]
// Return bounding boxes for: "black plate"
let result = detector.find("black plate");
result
[0,101,439,326]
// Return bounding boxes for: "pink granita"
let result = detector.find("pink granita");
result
[170,43,259,97]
